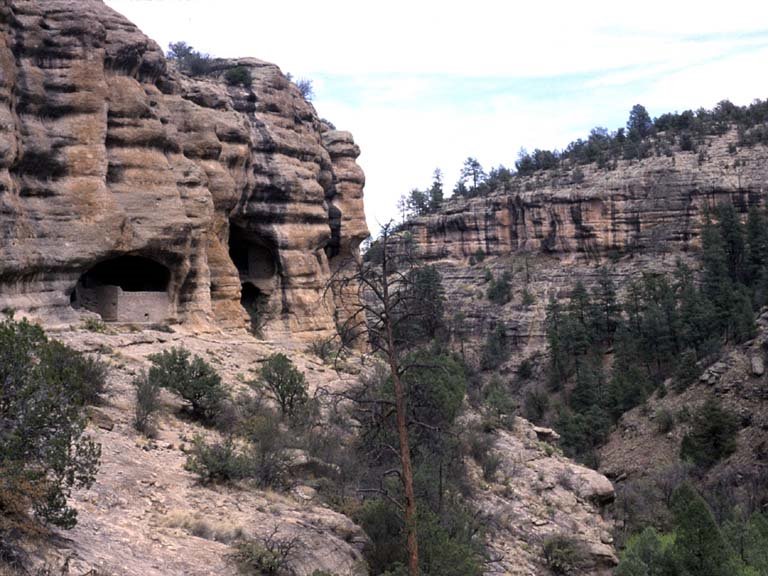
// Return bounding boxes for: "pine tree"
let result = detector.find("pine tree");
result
[594,268,620,343]
[428,169,444,212]
[670,483,735,576]
[716,204,747,284]
[745,206,768,286]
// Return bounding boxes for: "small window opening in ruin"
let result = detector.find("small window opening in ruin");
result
[71,255,172,323]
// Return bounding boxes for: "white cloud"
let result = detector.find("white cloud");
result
[105,0,768,232]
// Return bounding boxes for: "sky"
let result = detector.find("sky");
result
[104,0,768,234]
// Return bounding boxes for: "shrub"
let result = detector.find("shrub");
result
[133,371,161,437]
[225,66,252,87]
[542,534,587,575]
[240,407,290,488]
[521,288,536,306]
[517,358,533,380]
[680,398,739,468]
[467,428,501,482]
[148,347,227,423]
[167,41,214,76]
[185,436,250,484]
[523,387,549,423]
[487,271,512,305]
[82,317,106,332]
[40,341,108,405]
[0,318,100,528]
[228,529,299,576]
[308,337,340,364]
[483,377,516,426]
[295,78,314,101]
[256,353,308,419]
[655,408,676,434]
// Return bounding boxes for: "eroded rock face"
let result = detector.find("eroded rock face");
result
[0,0,368,340]
[407,134,767,260]
[401,134,768,362]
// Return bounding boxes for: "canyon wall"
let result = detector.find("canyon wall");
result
[0,0,368,340]
[402,133,768,361]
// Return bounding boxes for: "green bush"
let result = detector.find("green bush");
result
[655,408,676,434]
[256,353,308,419]
[487,271,512,305]
[467,428,501,482]
[523,387,549,423]
[225,66,252,86]
[521,288,536,306]
[680,398,739,468]
[0,318,100,528]
[133,371,161,437]
[542,534,587,575]
[148,347,227,423]
[517,358,533,380]
[240,407,290,488]
[185,436,250,484]
[41,340,108,405]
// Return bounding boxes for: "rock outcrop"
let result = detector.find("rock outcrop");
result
[0,0,368,340]
[475,417,617,575]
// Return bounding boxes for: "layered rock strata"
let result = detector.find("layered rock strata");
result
[402,134,768,361]
[0,0,368,340]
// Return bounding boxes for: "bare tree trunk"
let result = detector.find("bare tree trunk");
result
[382,238,419,576]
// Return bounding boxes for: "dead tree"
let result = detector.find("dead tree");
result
[328,223,426,576]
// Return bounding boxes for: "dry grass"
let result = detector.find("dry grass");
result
[159,510,245,544]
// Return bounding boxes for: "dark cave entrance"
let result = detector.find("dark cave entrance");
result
[229,225,278,333]
[240,282,269,333]
[71,255,172,322]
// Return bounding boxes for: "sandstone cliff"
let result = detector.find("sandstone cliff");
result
[402,132,768,361]
[0,0,368,340]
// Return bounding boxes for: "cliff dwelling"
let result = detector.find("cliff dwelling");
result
[71,255,172,323]
[229,225,277,331]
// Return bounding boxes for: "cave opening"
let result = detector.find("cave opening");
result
[228,226,276,281]
[240,282,269,333]
[71,255,172,322]
[228,225,278,333]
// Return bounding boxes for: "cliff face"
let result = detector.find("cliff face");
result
[402,133,768,361]
[0,0,368,339]
[408,134,766,261]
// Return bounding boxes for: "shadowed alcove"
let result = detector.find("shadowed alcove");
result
[228,224,278,332]
[71,255,172,322]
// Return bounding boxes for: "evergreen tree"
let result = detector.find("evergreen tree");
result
[746,206,768,286]
[701,216,736,336]
[594,268,621,343]
[716,204,747,284]
[545,297,570,390]
[616,527,675,576]
[680,398,739,469]
[458,157,486,194]
[670,483,735,576]
[428,169,444,212]
[627,104,653,140]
